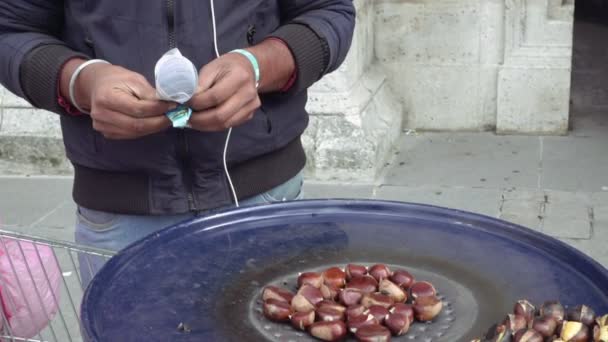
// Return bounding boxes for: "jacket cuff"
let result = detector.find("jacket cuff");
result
[19,44,89,114]
[269,23,329,94]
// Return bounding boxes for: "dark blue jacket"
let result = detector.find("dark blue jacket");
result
[0,0,355,214]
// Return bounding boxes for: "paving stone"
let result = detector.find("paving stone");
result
[499,188,544,231]
[541,190,592,239]
[375,185,501,217]
[302,182,374,199]
[383,133,540,189]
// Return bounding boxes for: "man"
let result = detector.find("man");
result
[0,1,356,285]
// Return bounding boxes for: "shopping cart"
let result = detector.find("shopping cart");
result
[0,229,115,342]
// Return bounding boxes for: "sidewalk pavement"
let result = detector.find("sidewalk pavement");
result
[1,108,607,269]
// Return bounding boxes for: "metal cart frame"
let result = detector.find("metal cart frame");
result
[0,229,115,342]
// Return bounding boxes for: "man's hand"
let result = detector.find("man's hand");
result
[187,39,295,132]
[60,59,174,140]
[187,53,261,132]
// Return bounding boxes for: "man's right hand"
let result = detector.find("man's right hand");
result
[60,59,175,140]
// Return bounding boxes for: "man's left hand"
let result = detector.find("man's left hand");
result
[187,52,260,132]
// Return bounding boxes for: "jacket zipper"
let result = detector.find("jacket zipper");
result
[166,0,176,49]
[167,0,197,211]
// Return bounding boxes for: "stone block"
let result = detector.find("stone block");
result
[0,135,70,172]
[497,67,571,134]
[499,188,544,231]
[1,108,62,137]
[0,86,32,108]
[382,63,494,131]
[375,2,480,65]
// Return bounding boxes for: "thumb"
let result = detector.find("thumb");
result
[196,61,222,93]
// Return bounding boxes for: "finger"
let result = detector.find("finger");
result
[190,95,259,131]
[189,75,238,111]
[99,77,177,118]
[91,108,172,136]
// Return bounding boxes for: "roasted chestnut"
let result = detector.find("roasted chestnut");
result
[368,305,390,324]
[263,298,292,322]
[379,279,407,303]
[390,269,415,290]
[488,324,514,342]
[316,300,346,313]
[390,303,414,324]
[316,306,345,322]
[513,328,543,342]
[598,315,608,327]
[291,310,315,330]
[541,301,566,324]
[345,264,368,280]
[339,288,364,306]
[262,285,295,304]
[514,299,536,323]
[560,321,590,342]
[291,293,316,313]
[355,324,392,342]
[298,272,324,288]
[504,313,528,333]
[567,304,596,327]
[347,275,378,294]
[361,292,395,309]
[594,324,608,341]
[346,304,368,320]
[385,312,410,336]
[369,264,392,282]
[347,313,379,334]
[323,267,347,288]
[309,320,347,341]
[531,316,557,337]
[297,284,323,305]
[320,283,340,301]
[409,281,437,300]
[413,295,443,322]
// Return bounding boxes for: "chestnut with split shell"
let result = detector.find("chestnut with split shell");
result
[594,324,608,341]
[316,306,345,322]
[385,312,411,336]
[504,313,528,333]
[291,310,315,330]
[409,281,437,300]
[531,316,558,338]
[361,292,395,309]
[320,284,340,301]
[309,321,347,342]
[262,285,294,304]
[346,264,368,280]
[390,269,415,290]
[560,321,589,342]
[413,295,443,322]
[339,288,364,306]
[597,315,608,327]
[378,279,407,303]
[514,299,536,323]
[346,275,378,294]
[297,284,324,306]
[298,272,323,288]
[369,264,392,282]
[346,304,368,320]
[489,325,514,342]
[347,313,379,334]
[355,324,392,342]
[567,304,596,327]
[323,267,347,288]
[368,305,390,324]
[514,328,544,342]
[541,301,566,324]
[263,298,292,322]
[316,300,346,313]
[390,303,414,325]
[291,293,315,313]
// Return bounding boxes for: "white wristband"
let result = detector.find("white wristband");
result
[68,59,110,114]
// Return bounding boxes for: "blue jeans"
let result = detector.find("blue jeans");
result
[74,171,303,288]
